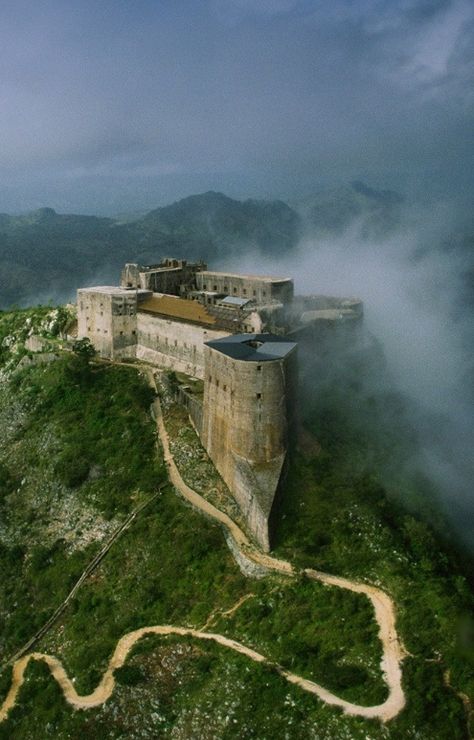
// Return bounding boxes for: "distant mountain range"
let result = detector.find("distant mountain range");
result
[0,182,407,308]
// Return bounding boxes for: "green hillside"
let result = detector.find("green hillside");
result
[0,308,472,739]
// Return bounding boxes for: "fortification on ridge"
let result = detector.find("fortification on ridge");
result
[77,257,362,550]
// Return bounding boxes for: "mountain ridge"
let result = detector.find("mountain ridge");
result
[0,183,404,309]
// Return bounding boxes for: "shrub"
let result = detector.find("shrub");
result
[114,664,146,686]
[55,451,89,488]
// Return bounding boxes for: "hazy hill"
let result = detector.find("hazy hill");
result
[0,208,120,308]
[138,191,300,255]
[0,183,414,310]
[0,192,301,309]
[297,181,404,238]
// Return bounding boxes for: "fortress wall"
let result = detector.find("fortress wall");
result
[176,386,204,436]
[201,345,297,550]
[136,313,228,379]
[142,268,183,294]
[196,273,293,305]
[78,289,113,356]
[77,288,138,358]
[121,264,140,289]
[150,263,203,294]
[122,261,205,294]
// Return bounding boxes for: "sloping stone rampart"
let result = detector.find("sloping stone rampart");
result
[201,342,297,550]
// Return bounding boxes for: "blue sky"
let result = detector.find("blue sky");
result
[1,0,473,212]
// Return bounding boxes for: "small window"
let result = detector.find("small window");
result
[209,375,212,382]
[243,288,247,295]
[223,384,227,391]
[216,379,219,388]
[257,365,262,372]
[263,290,266,297]
[132,330,136,335]
[256,393,261,399]
[233,287,237,293]
[213,285,217,291]
[203,284,207,290]
[120,330,124,336]
[253,290,256,296]
[224,286,228,292]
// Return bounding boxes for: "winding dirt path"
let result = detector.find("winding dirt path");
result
[146,370,406,721]
[0,364,407,725]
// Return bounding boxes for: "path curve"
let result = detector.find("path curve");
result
[145,369,406,721]
[0,364,406,725]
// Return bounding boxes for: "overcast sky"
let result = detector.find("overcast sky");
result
[1,0,473,213]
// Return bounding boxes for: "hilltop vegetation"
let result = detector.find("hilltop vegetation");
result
[0,310,386,738]
[0,308,472,738]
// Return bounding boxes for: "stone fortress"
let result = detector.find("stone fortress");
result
[78,258,362,551]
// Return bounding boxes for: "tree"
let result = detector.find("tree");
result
[72,337,97,361]
[69,338,97,382]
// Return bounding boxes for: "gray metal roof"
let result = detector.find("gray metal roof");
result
[219,296,252,307]
[205,333,297,362]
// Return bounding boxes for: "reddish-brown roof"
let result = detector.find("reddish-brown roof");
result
[138,295,217,326]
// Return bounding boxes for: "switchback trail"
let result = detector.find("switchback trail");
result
[0,363,407,725]
[146,368,406,722]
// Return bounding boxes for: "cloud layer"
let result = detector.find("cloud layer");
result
[223,205,474,548]
[0,0,473,212]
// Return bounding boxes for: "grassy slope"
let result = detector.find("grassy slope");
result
[273,376,474,738]
[0,307,471,738]
[0,312,391,739]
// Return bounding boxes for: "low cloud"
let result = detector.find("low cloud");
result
[226,203,474,548]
